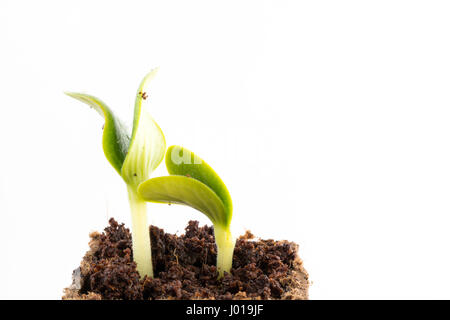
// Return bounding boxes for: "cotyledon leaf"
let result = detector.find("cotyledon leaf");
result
[121,69,166,189]
[138,175,228,226]
[138,146,232,227]
[66,70,166,279]
[166,145,232,224]
[138,146,235,277]
[64,92,130,175]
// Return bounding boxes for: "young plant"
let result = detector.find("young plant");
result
[138,145,234,278]
[65,69,166,278]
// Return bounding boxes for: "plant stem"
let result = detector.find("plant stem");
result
[127,185,153,278]
[214,224,235,278]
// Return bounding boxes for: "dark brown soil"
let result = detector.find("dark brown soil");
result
[63,219,309,300]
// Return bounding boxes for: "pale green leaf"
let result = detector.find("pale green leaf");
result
[138,146,232,227]
[138,176,228,226]
[165,145,232,225]
[121,69,166,188]
[64,92,130,174]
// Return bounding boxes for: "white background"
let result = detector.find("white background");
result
[1,0,450,299]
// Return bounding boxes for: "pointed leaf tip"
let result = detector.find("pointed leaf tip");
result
[121,70,166,188]
[65,92,130,174]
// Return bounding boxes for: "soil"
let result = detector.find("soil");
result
[63,219,309,300]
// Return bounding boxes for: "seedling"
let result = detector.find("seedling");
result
[138,145,235,278]
[65,69,165,278]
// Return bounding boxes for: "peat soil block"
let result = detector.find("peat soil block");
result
[63,219,309,300]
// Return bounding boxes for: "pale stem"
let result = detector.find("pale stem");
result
[127,185,153,278]
[214,224,236,278]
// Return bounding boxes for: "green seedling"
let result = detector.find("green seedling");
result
[138,145,234,278]
[65,69,166,278]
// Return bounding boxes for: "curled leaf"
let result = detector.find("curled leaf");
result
[138,175,227,225]
[66,70,166,279]
[121,69,166,188]
[138,146,232,227]
[64,92,130,175]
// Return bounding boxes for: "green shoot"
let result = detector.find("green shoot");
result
[138,145,234,278]
[65,69,166,278]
